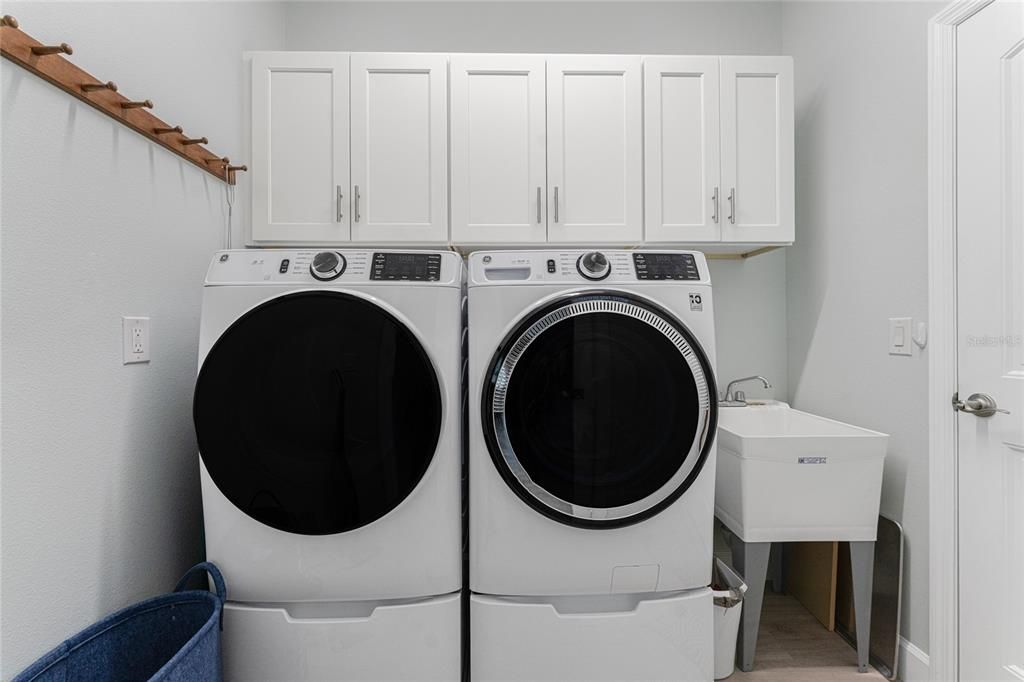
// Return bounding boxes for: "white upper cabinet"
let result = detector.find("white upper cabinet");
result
[350,54,448,243]
[250,52,794,250]
[250,53,350,244]
[450,56,548,244]
[546,56,643,244]
[720,56,794,243]
[644,57,722,243]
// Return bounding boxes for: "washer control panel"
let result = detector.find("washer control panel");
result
[632,252,701,281]
[470,250,709,286]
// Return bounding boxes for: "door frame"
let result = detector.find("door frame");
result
[927,2,996,680]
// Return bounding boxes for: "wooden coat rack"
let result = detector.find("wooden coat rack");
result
[0,15,246,185]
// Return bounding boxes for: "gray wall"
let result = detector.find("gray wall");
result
[0,3,284,676]
[708,251,789,401]
[283,1,782,55]
[3,1,943,674]
[281,0,792,400]
[780,1,942,666]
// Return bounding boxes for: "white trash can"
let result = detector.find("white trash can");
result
[712,558,747,680]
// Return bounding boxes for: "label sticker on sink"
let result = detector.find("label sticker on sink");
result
[798,457,828,464]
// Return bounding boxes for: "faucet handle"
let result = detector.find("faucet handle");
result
[734,390,746,402]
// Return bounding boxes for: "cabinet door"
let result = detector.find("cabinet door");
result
[250,53,350,244]
[720,57,794,243]
[547,56,643,244]
[643,57,721,243]
[350,54,448,244]
[450,55,547,244]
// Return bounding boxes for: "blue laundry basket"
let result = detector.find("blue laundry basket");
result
[14,562,226,682]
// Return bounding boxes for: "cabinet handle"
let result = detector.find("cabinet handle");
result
[553,186,559,223]
[336,186,343,222]
[354,185,361,223]
[728,188,736,224]
[712,187,719,224]
[537,187,542,224]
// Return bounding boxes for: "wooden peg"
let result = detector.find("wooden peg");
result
[1,15,18,28]
[227,165,248,173]
[81,80,117,93]
[205,156,229,165]
[153,125,183,135]
[120,99,153,110]
[180,137,208,146]
[31,42,72,56]
[152,125,183,135]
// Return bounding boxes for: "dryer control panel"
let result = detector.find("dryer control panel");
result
[468,250,710,287]
[205,249,462,287]
[370,252,442,281]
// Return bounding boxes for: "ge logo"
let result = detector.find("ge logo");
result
[689,294,703,311]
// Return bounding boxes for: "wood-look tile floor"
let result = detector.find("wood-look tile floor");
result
[727,592,888,682]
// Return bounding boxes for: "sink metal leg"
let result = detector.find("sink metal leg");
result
[769,543,784,593]
[731,539,771,673]
[849,541,876,673]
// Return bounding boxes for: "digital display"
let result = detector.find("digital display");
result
[370,252,442,281]
[633,253,700,281]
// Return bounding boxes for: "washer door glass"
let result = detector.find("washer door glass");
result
[483,293,716,528]
[194,291,442,535]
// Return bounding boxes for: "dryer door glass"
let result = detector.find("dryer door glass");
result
[483,293,716,528]
[193,291,442,535]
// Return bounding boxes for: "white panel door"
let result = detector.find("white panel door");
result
[350,54,448,244]
[955,3,1024,680]
[450,55,547,244]
[720,57,794,244]
[644,57,721,243]
[250,53,350,244]
[547,56,643,244]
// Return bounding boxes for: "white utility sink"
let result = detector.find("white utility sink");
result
[715,404,888,543]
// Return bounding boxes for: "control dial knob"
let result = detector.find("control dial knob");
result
[576,251,611,281]
[310,251,347,281]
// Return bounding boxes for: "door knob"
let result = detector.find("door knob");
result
[952,392,1010,418]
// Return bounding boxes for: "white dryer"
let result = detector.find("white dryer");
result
[194,249,462,681]
[468,250,718,681]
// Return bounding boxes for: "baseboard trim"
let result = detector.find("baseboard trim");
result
[898,637,930,682]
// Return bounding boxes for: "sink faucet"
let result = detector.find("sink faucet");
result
[722,376,773,405]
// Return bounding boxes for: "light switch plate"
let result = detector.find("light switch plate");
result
[889,317,912,356]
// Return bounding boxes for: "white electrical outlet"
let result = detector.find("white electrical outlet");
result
[122,316,151,364]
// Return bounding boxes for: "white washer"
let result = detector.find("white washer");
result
[468,250,718,681]
[194,249,462,681]
[469,249,718,595]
